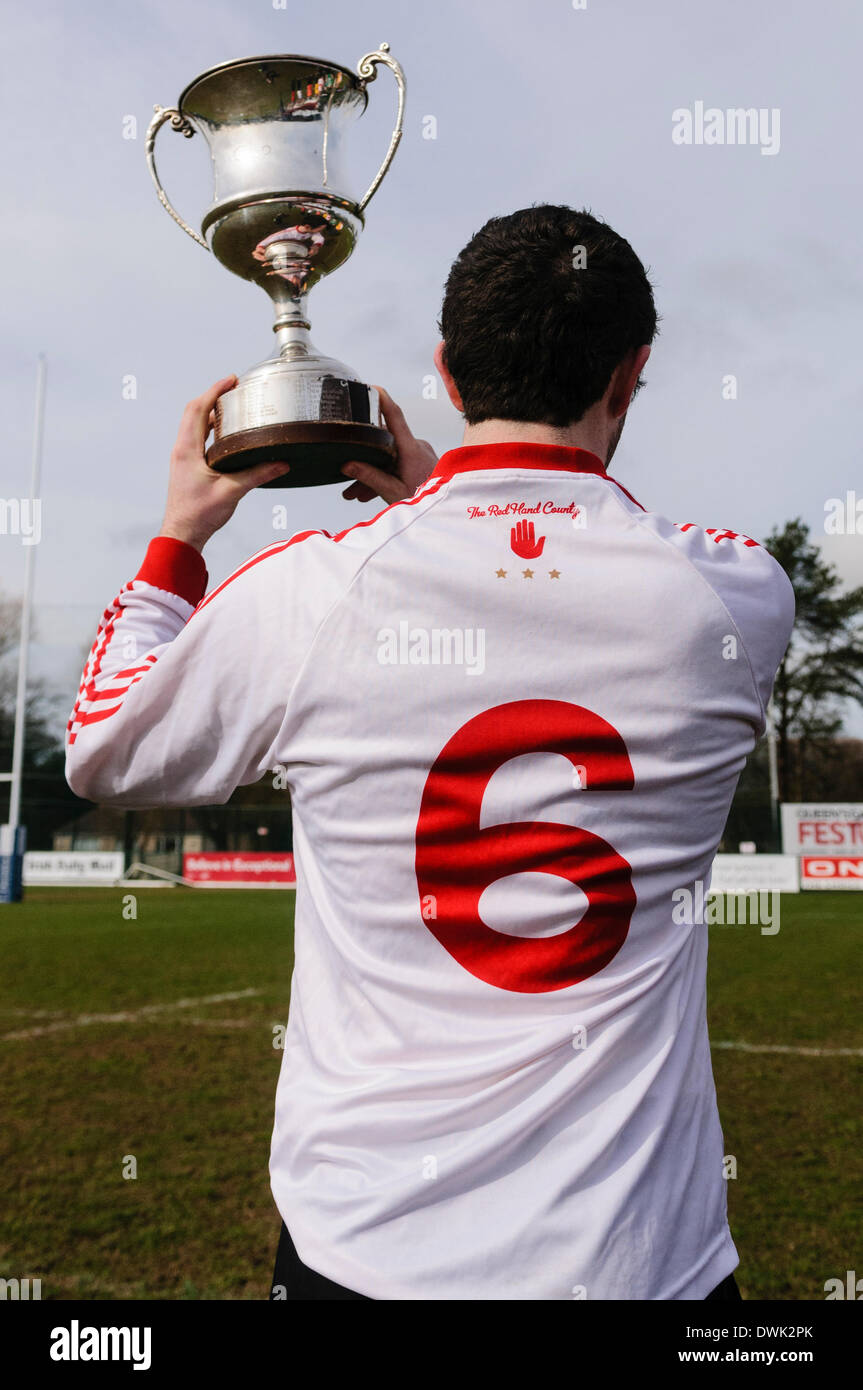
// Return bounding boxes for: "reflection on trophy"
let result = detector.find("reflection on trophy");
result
[146,46,406,488]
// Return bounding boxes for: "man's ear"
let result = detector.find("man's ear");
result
[433,340,465,412]
[608,345,652,419]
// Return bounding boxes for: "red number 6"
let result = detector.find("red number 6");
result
[415,700,636,993]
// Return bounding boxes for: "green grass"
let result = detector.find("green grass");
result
[707,894,862,1301]
[0,888,294,1300]
[0,888,859,1300]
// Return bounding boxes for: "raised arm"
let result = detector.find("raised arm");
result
[65,377,291,808]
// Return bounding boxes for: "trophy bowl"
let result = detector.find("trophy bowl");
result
[146,46,406,487]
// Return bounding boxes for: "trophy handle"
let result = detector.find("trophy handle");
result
[145,105,209,250]
[355,43,406,214]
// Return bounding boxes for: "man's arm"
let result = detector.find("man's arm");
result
[65,377,292,807]
[65,377,438,809]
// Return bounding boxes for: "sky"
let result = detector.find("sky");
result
[1,0,862,734]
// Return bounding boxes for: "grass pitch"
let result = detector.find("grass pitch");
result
[0,887,859,1300]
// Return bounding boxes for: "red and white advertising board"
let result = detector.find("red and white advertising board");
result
[184,852,296,887]
[800,856,863,891]
[781,805,863,890]
[781,803,863,855]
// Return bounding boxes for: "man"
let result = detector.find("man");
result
[66,205,794,1300]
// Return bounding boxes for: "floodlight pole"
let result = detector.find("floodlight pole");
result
[766,698,781,849]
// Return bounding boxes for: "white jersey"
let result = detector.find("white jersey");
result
[66,441,795,1300]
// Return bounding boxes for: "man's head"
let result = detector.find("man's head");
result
[434,205,657,461]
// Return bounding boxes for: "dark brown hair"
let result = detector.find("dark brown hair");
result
[438,205,658,427]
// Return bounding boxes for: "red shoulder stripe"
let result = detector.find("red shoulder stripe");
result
[191,478,447,616]
[606,477,646,511]
[191,532,324,619]
[330,476,447,544]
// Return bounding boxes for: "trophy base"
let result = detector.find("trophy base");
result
[206,420,397,489]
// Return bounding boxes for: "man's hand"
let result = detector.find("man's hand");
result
[341,387,438,505]
[159,376,290,553]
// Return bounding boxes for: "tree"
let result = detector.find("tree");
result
[763,519,863,800]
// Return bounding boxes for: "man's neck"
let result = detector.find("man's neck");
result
[460,417,610,467]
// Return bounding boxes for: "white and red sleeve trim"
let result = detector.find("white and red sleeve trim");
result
[66,538,208,750]
[674,521,760,547]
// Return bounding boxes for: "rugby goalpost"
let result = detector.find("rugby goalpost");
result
[1,356,46,903]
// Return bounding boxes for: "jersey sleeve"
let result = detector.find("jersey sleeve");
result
[671,523,796,733]
[65,533,321,809]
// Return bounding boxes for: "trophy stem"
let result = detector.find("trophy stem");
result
[273,296,313,360]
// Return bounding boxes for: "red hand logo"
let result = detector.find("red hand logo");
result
[510,520,545,558]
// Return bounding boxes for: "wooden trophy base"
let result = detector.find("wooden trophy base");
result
[206,420,397,489]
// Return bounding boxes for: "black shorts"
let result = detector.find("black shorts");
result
[269,1221,742,1302]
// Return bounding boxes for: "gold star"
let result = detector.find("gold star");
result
[495,568,507,578]
[549,569,560,578]
[522,568,534,579]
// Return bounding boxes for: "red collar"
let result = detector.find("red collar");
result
[430,441,609,482]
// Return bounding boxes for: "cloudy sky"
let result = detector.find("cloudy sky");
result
[2,0,862,733]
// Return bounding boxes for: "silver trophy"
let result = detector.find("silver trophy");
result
[146,46,405,487]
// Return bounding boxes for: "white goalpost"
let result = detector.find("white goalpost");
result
[0,355,47,903]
